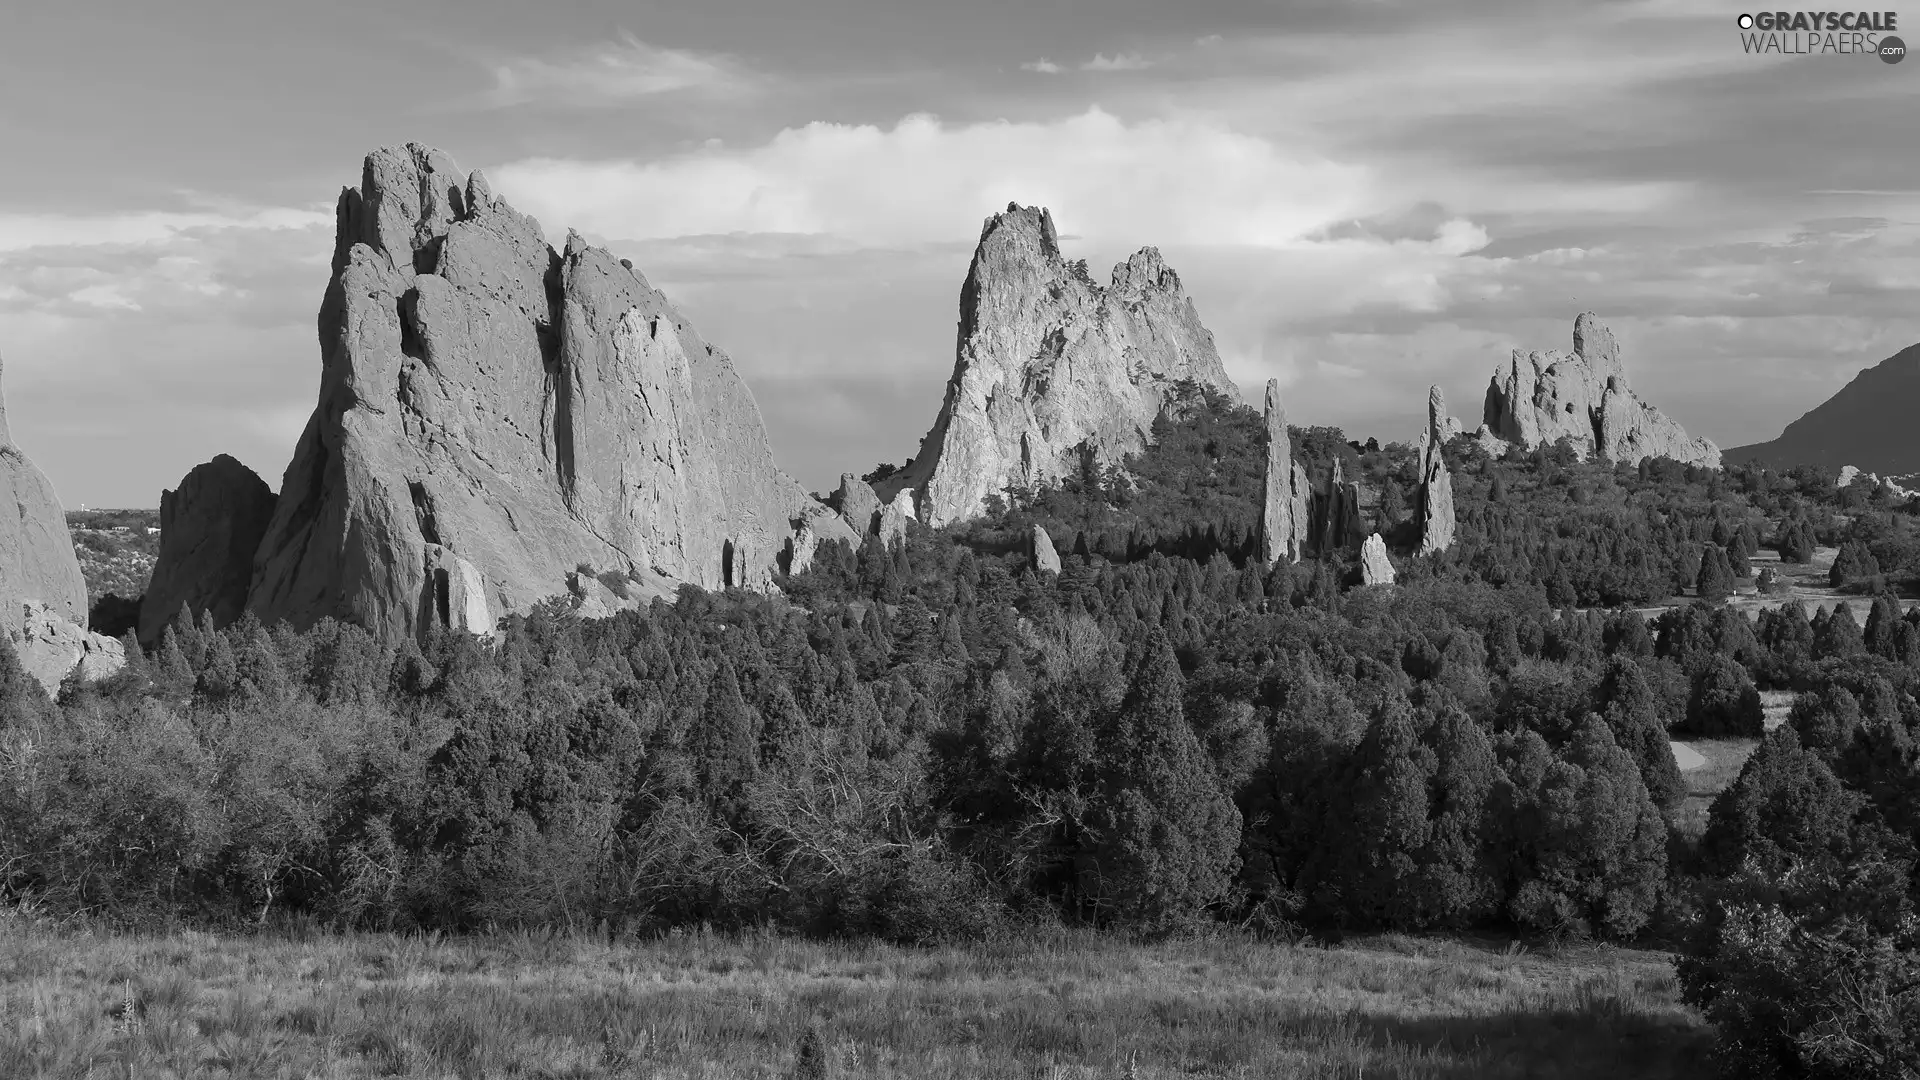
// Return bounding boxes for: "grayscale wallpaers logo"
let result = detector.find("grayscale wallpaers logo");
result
[1736,11,1904,60]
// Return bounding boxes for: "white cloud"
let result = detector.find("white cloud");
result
[483,32,758,106]
[0,206,328,255]
[1022,53,1154,74]
[490,107,1382,250]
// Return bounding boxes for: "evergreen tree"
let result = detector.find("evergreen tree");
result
[691,659,759,812]
[1310,694,1435,927]
[1788,685,1862,762]
[1597,659,1686,812]
[1079,630,1241,930]
[1812,603,1865,660]
[1695,544,1734,603]
[1499,719,1668,938]
[1685,654,1764,737]
[1700,726,1868,878]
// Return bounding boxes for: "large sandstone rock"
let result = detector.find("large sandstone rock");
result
[245,144,853,640]
[1030,524,1062,575]
[1360,533,1396,586]
[1417,386,1457,556]
[1259,380,1310,565]
[0,357,88,632]
[13,600,125,694]
[833,473,882,537]
[878,203,1238,526]
[139,454,278,646]
[1482,313,1719,468]
[0,354,123,694]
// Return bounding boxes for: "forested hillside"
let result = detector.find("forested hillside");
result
[7,387,1919,1074]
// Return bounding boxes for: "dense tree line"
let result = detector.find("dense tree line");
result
[7,391,1920,1074]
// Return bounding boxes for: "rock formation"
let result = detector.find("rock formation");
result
[1417,386,1457,556]
[0,353,124,693]
[833,473,882,538]
[1360,533,1396,586]
[1313,458,1366,555]
[1260,380,1311,565]
[244,144,853,640]
[15,600,125,692]
[877,489,914,548]
[139,455,277,646]
[877,203,1238,527]
[1483,313,1720,468]
[1031,524,1062,575]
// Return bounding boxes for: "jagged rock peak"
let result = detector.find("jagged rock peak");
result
[1418,385,1457,556]
[1482,312,1719,468]
[1260,379,1308,565]
[245,143,853,642]
[0,351,123,693]
[140,455,278,647]
[877,203,1238,527]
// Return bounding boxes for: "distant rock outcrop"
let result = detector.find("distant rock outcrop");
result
[244,144,853,640]
[0,354,123,693]
[1727,343,1920,475]
[1030,524,1061,575]
[877,203,1238,527]
[1483,313,1720,468]
[1260,380,1310,565]
[1361,533,1396,586]
[139,455,277,647]
[1313,458,1365,555]
[1417,386,1456,556]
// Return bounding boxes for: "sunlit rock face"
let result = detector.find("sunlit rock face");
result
[1483,313,1720,468]
[0,353,123,693]
[879,203,1237,527]
[247,143,852,641]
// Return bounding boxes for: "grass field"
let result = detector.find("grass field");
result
[0,918,1715,1079]
[1670,737,1761,842]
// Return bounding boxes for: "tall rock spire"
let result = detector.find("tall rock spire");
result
[1260,379,1309,565]
[876,203,1238,527]
[1418,385,1457,556]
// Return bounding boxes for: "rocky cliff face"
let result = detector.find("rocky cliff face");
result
[1417,386,1456,556]
[1483,313,1720,468]
[139,455,277,646]
[878,204,1238,527]
[1260,379,1310,565]
[0,354,124,693]
[246,144,852,641]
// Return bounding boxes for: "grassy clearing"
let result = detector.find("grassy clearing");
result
[1671,737,1761,842]
[0,919,1712,1079]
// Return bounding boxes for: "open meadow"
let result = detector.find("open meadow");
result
[0,921,1714,1080]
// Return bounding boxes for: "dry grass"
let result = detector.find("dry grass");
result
[1671,737,1761,841]
[0,917,1713,1079]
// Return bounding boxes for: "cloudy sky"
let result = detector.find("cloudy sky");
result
[4,0,1917,507]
